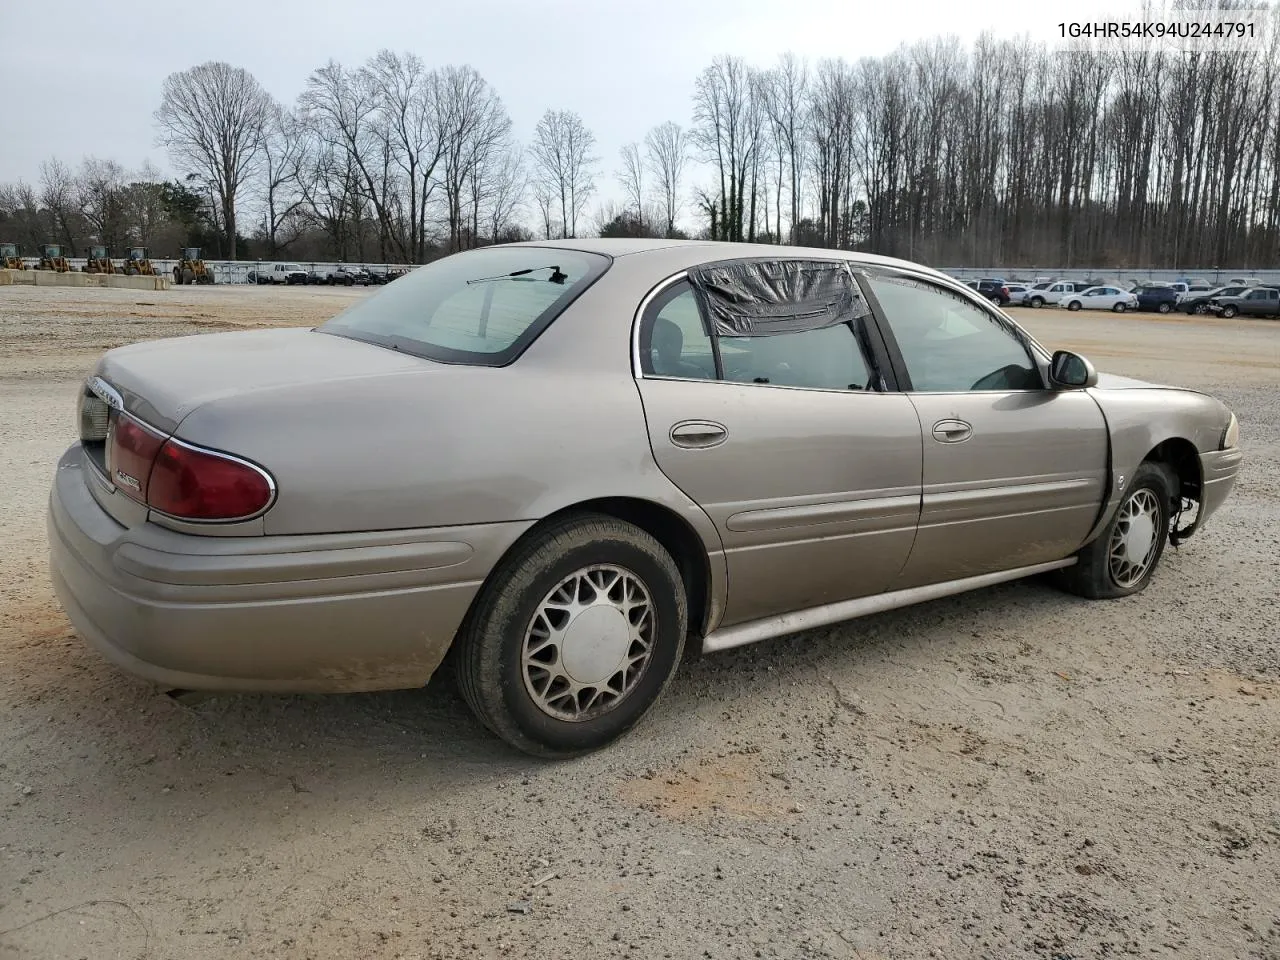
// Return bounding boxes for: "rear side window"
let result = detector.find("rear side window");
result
[638,268,881,392]
[321,248,609,365]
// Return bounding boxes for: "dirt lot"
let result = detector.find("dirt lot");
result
[1,284,1277,960]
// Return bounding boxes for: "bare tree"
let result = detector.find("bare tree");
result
[155,62,272,259]
[481,144,528,242]
[0,181,47,251]
[530,110,598,238]
[692,56,763,241]
[363,50,445,261]
[39,158,82,253]
[644,121,688,237]
[532,181,558,239]
[120,163,171,248]
[758,54,808,242]
[258,102,310,256]
[76,157,129,249]
[616,142,645,224]
[436,65,512,251]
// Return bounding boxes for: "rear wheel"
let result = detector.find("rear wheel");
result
[182,267,195,285]
[455,513,688,757]
[1112,302,1126,313]
[1055,461,1176,600]
[1157,302,1172,314]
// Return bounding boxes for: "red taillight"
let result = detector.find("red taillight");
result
[107,415,165,503]
[148,440,275,521]
[105,411,274,522]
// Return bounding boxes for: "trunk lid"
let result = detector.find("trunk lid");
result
[94,328,429,431]
[78,328,434,529]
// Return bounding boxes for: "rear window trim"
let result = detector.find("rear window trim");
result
[320,246,613,368]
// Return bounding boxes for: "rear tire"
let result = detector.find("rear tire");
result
[1054,461,1176,600]
[1112,302,1126,313]
[182,267,195,285]
[455,513,688,757]
[1157,302,1172,314]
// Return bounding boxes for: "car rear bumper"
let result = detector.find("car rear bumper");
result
[48,445,531,693]
[1198,447,1243,526]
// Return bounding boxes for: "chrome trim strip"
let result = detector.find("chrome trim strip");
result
[922,478,1095,508]
[87,376,124,411]
[630,270,690,378]
[726,493,921,533]
[628,259,1054,390]
[701,558,1076,654]
[148,435,279,525]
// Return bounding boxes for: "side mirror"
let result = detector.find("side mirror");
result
[1049,350,1098,389]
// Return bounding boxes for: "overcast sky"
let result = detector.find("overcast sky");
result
[2,0,1124,208]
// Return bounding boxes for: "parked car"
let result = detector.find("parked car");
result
[49,240,1241,756]
[973,279,1011,306]
[1024,280,1085,308]
[332,265,370,286]
[1134,284,1181,313]
[1227,277,1265,288]
[307,268,329,285]
[248,263,309,285]
[1208,286,1280,319]
[1060,285,1139,312]
[1180,286,1248,314]
[1004,282,1030,305]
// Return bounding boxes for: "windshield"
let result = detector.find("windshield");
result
[320,247,610,365]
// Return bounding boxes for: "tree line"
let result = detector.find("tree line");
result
[687,19,1280,268]
[4,19,1280,268]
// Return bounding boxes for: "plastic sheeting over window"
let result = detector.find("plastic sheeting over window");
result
[686,259,871,337]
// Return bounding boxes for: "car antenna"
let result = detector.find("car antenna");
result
[467,265,567,285]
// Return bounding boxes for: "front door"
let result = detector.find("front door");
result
[860,270,1110,589]
[634,272,924,627]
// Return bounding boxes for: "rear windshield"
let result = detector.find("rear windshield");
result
[320,247,610,365]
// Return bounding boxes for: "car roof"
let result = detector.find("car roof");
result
[501,238,963,286]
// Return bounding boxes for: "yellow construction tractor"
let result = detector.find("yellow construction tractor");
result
[1,242,25,270]
[83,245,117,274]
[123,247,156,276]
[172,247,215,285]
[36,244,71,272]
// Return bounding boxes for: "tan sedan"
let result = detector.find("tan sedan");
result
[48,240,1242,756]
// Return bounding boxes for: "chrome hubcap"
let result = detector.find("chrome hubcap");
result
[521,565,655,721]
[1108,488,1162,587]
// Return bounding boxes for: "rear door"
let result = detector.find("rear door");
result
[633,263,924,628]
[858,269,1109,589]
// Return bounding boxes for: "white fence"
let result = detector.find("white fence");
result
[8,258,420,284]
[13,256,1280,288]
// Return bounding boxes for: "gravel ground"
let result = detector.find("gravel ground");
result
[1,284,1277,960]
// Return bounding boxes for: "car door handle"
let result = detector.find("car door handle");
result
[931,419,972,443]
[670,420,728,448]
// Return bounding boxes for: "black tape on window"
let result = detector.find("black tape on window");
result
[687,259,869,337]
